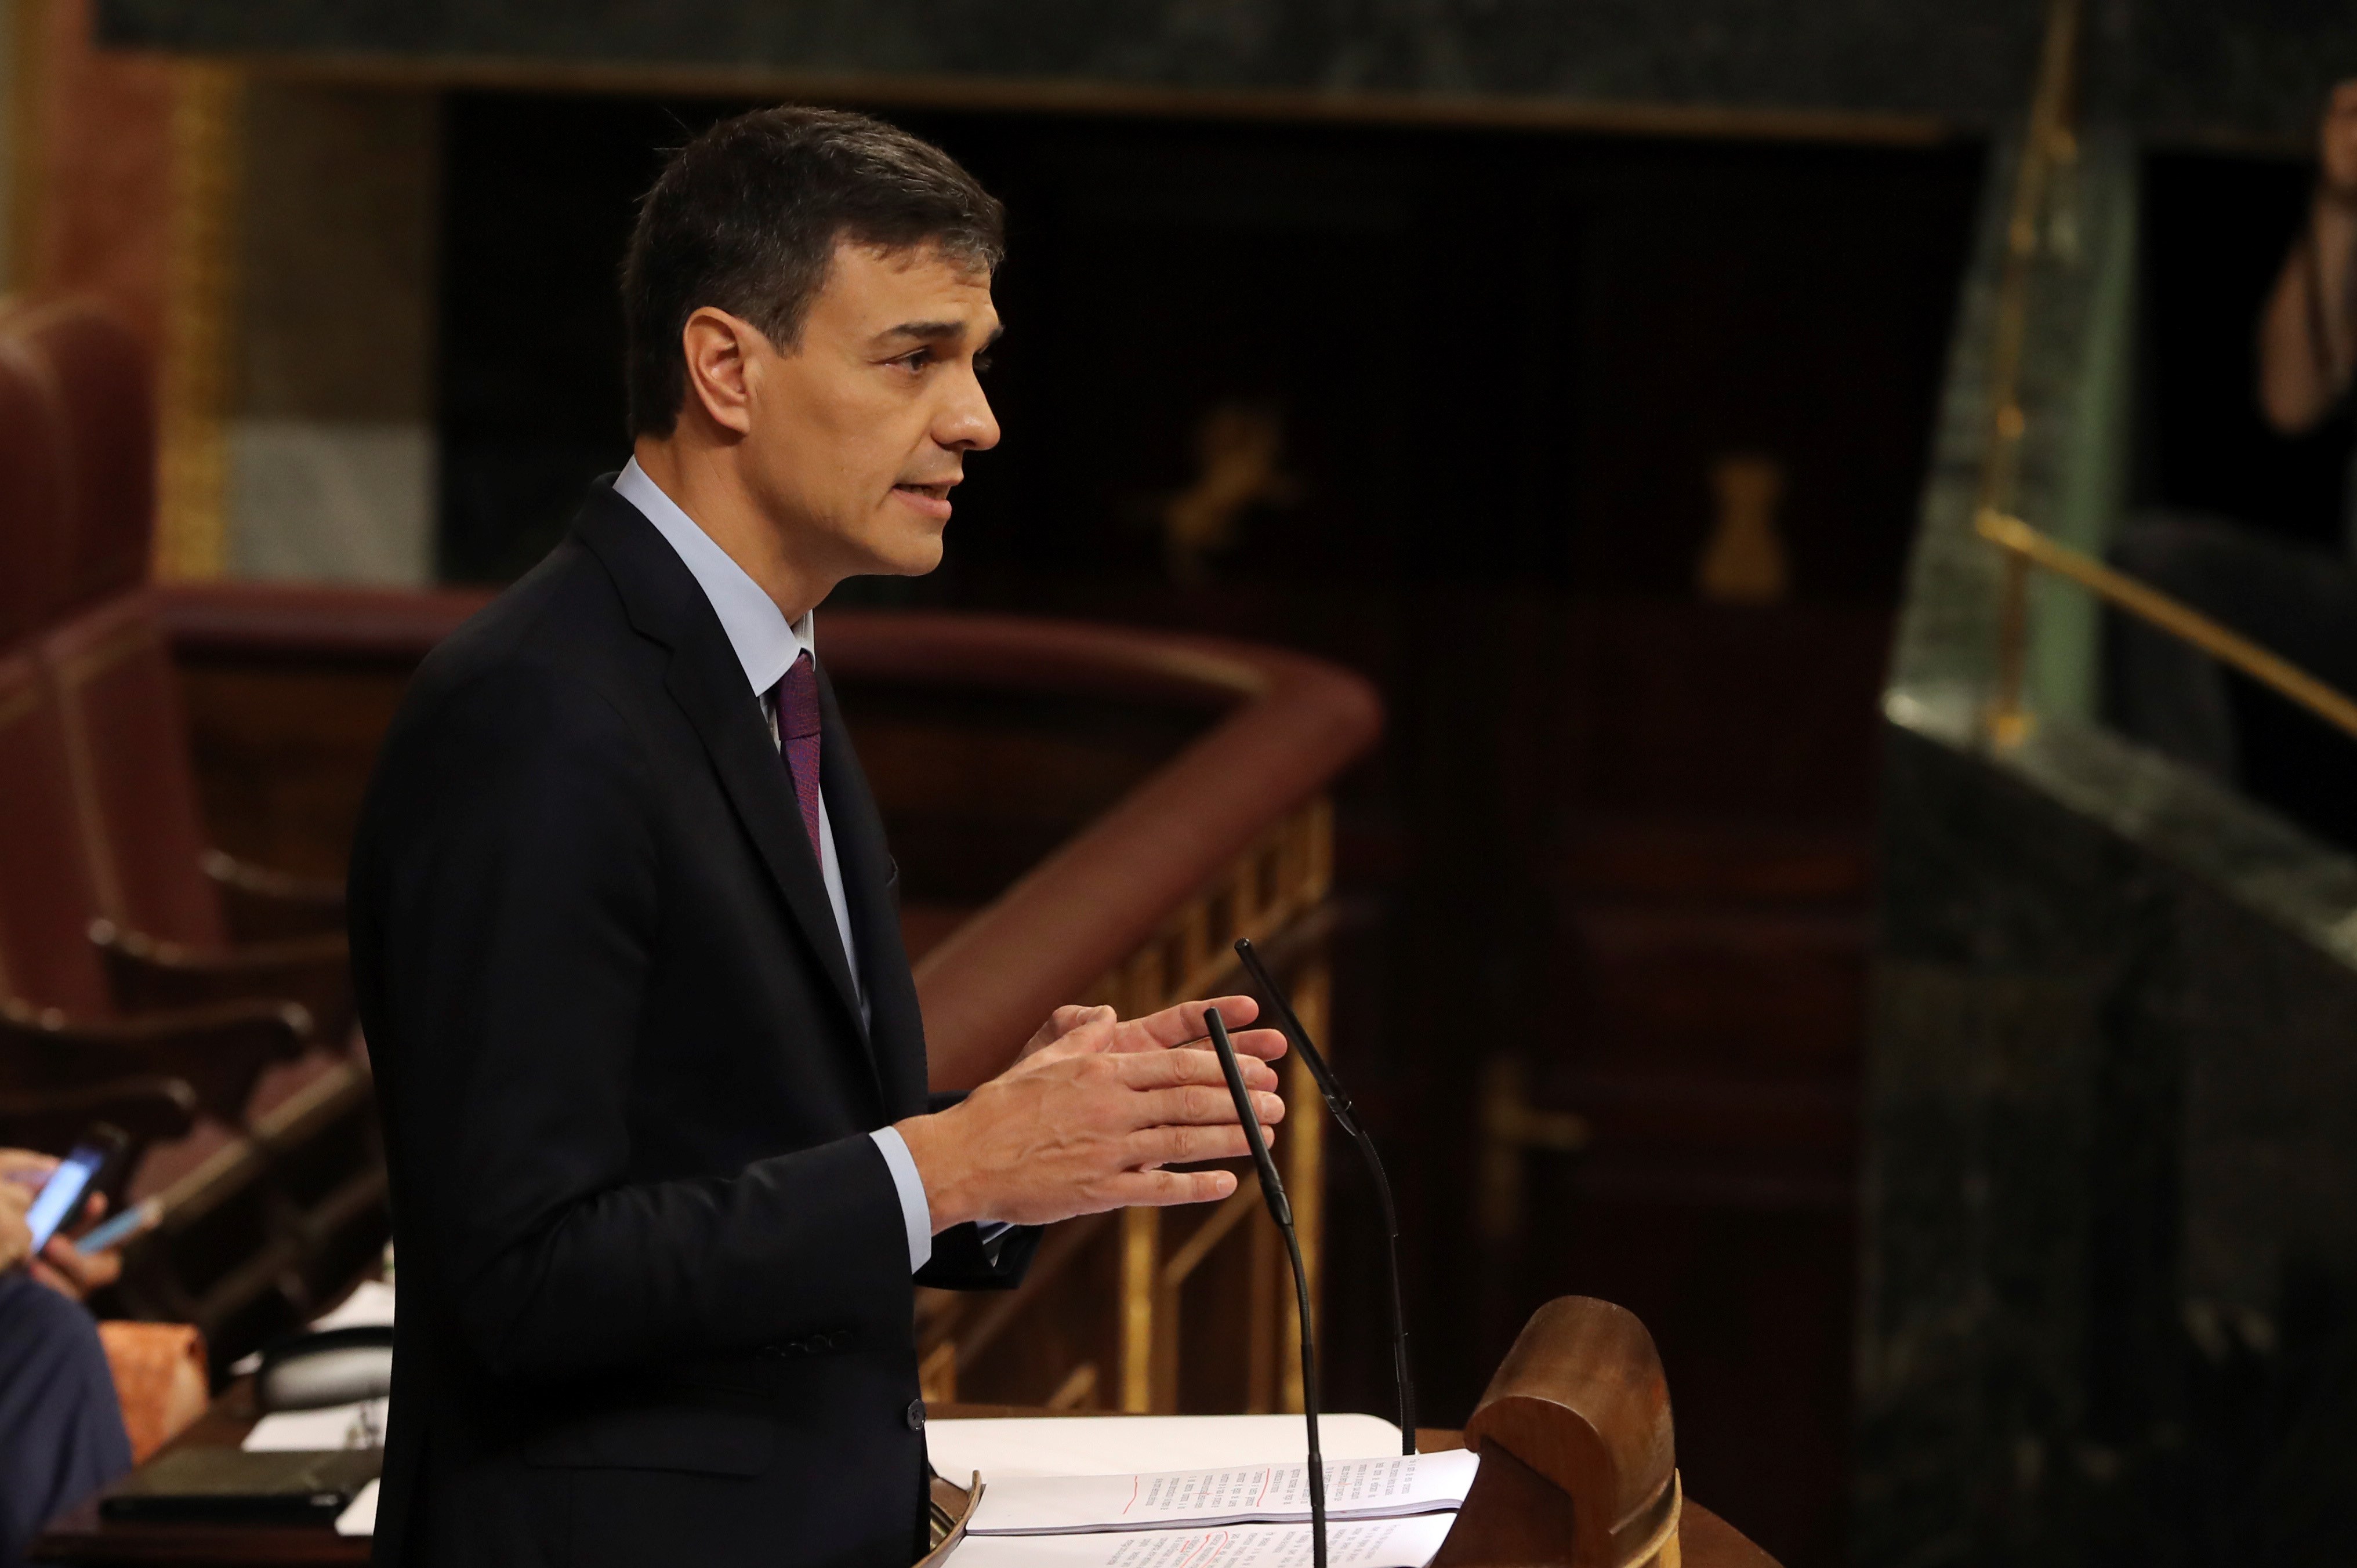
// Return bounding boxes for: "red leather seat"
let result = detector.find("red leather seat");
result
[0,297,351,1041]
[0,298,155,612]
[0,320,71,647]
[36,593,354,1041]
[0,652,307,1121]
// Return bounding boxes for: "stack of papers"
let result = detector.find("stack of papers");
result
[950,1516,1457,1566]
[929,1414,1409,1480]
[947,1452,1477,1567]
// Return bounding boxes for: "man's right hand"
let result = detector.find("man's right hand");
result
[895,1004,1285,1231]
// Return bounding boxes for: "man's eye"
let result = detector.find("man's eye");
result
[974,351,995,374]
[893,350,934,372]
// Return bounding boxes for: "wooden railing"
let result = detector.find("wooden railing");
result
[155,583,1384,1409]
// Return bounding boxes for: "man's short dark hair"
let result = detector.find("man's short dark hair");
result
[621,106,1005,438]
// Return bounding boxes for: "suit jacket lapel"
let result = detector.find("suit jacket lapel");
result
[815,660,928,1116]
[572,485,873,1058]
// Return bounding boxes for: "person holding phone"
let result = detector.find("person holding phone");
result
[0,1148,135,1568]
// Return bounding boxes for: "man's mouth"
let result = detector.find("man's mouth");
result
[891,478,958,520]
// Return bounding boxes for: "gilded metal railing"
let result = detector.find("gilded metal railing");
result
[1980,511,2357,742]
[1977,0,2357,749]
[1099,796,1332,1415]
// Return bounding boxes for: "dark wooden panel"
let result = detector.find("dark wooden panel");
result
[1561,604,1894,821]
[1558,905,1869,1076]
[176,659,417,880]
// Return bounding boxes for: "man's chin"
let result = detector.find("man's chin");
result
[862,529,947,579]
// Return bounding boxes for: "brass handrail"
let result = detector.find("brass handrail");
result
[1978,509,2357,743]
[1981,0,2081,746]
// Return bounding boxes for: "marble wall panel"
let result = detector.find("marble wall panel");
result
[84,0,2357,146]
[96,0,2049,127]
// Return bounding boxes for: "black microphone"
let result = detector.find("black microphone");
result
[1203,1006,1326,1568]
[1234,937,1417,1454]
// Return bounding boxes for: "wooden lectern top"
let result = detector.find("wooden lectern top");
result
[1435,1296,1772,1568]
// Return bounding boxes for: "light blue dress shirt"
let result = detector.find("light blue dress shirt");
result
[614,459,934,1273]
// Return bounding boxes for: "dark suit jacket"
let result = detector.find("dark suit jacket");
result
[350,480,1035,1568]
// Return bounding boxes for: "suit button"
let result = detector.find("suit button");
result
[905,1399,926,1431]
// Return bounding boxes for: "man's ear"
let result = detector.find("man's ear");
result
[680,307,764,437]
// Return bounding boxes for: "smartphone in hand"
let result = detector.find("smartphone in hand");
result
[71,1197,161,1254]
[22,1126,130,1251]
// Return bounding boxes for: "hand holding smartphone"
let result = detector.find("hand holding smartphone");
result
[19,1126,130,1253]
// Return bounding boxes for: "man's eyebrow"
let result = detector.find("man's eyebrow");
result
[876,319,1006,347]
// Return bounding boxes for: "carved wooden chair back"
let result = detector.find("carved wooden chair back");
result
[39,591,229,950]
[0,651,121,1017]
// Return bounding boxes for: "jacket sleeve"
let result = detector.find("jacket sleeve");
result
[356,662,909,1386]
[916,1222,1043,1290]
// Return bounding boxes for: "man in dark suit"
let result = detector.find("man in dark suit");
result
[350,107,1287,1568]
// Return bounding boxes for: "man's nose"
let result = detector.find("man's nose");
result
[938,372,1001,453]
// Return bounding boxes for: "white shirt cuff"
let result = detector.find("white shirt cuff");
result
[868,1126,933,1273]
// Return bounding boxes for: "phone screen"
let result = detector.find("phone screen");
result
[23,1144,107,1251]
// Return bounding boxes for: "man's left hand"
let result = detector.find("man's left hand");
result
[1011,995,1289,1076]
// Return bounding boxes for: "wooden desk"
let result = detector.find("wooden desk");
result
[36,1400,1776,1567]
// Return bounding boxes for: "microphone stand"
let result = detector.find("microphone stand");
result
[1234,937,1418,1454]
[1204,1007,1326,1568]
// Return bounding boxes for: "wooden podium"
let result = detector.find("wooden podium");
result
[37,1297,1778,1567]
[923,1296,1778,1568]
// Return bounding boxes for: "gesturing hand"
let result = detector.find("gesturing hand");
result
[898,999,1287,1231]
[1011,994,1289,1076]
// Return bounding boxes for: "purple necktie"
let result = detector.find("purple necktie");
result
[773,650,824,861]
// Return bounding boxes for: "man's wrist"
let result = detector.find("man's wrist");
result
[893,1110,979,1233]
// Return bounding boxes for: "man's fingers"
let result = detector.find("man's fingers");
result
[1223,1026,1289,1062]
[1118,996,1263,1051]
[1105,1167,1238,1208]
[1112,1047,1278,1094]
[1052,1004,1115,1037]
[1130,1084,1285,1130]
[1130,1122,1288,1167]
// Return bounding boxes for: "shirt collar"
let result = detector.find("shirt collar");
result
[614,457,811,696]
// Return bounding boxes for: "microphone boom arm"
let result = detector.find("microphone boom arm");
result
[1205,1006,1326,1568]
[1234,937,1417,1453]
